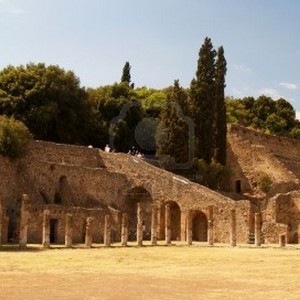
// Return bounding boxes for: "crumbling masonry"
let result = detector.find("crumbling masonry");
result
[1,124,300,248]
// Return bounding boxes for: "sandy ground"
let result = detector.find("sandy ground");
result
[1,243,300,300]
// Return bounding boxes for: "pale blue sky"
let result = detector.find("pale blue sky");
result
[1,0,300,113]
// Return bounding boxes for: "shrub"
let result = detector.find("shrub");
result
[258,174,273,193]
[0,116,32,158]
[195,159,232,190]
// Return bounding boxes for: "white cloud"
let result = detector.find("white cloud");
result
[296,111,300,121]
[233,64,252,74]
[258,88,282,99]
[279,82,298,90]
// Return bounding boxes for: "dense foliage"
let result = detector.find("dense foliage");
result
[0,51,299,188]
[156,80,190,168]
[0,116,32,158]
[226,95,300,138]
[0,63,92,144]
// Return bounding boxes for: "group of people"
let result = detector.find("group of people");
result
[89,144,144,158]
[128,146,144,158]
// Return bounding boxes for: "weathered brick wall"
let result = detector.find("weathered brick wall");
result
[228,124,300,160]
[263,191,300,243]
[262,222,288,244]
[26,140,105,168]
[0,214,9,243]
[27,205,124,244]
[227,125,300,196]
[0,140,254,244]
[0,157,20,209]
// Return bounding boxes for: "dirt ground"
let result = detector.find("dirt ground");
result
[1,243,300,300]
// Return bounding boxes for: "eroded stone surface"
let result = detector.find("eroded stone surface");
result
[1,125,300,247]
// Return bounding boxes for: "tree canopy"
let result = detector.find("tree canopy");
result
[0,63,91,144]
[0,115,32,158]
[226,95,300,138]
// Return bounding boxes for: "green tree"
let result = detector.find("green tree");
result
[190,37,216,163]
[0,63,90,144]
[141,90,168,118]
[274,98,296,132]
[0,116,32,158]
[214,46,227,165]
[265,113,287,135]
[121,61,131,86]
[87,82,143,152]
[226,97,248,125]
[156,80,190,168]
[252,95,275,129]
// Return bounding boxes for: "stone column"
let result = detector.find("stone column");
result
[104,215,111,247]
[181,210,187,242]
[208,206,214,246]
[165,204,171,245]
[187,210,193,246]
[85,217,94,248]
[19,194,30,249]
[137,203,143,246]
[279,234,286,247]
[230,209,237,247]
[65,213,73,248]
[42,209,50,248]
[157,204,164,240]
[121,213,128,246]
[151,205,158,245]
[0,197,3,245]
[255,213,261,247]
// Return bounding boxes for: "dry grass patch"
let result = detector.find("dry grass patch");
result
[0,245,300,299]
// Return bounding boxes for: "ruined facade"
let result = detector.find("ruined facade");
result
[1,124,300,247]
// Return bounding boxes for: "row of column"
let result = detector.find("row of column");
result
[3,194,287,248]
[17,201,181,248]
[13,196,256,249]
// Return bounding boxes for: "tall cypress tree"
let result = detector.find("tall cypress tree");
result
[190,37,216,163]
[121,61,131,85]
[214,46,227,165]
[156,80,189,167]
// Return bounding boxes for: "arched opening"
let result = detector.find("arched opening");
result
[235,180,241,194]
[192,211,208,241]
[125,187,153,241]
[161,201,181,241]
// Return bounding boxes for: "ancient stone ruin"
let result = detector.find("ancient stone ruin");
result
[1,124,300,249]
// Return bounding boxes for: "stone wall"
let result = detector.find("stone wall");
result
[262,222,288,244]
[0,157,20,209]
[27,205,105,244]
[263,191,300,243]
[227,124,300,196]
[0,139,255,245]
[26,140,105,168]
[228,124,300,160]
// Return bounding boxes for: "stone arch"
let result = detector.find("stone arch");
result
[161,201,181,241]
[192,210,208,241]
[125,186,153,241]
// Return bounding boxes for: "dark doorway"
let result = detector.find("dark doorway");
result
[50,219,58,243]
[192,211,208,241]
[235,180,241,194]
